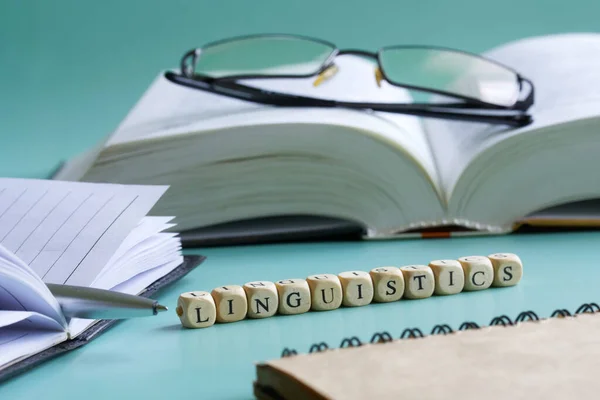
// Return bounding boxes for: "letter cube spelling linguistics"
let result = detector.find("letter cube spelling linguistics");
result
[211,285,248,323]
[369,266,404,302]
[488,253,523,287]
[400,265,435,299]
[458,256,494,291]
[428,259,465,295]
[275,279,311,315]
[243,281,279,319]
[176,291,216,328]
[338,271,374,307]
[306,274,343,311]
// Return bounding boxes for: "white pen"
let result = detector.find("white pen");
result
[47,283,168,319]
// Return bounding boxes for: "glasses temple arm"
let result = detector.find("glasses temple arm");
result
[515,76,535,110]
[165,73,532,127]
[180,49,199,76]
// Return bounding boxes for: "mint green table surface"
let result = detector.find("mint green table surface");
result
[2,1,600,399]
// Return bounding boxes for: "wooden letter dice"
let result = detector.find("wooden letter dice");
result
[488,253,523,287]
[243,281,279,319]
[338,271,374,307]
[275,279,311,315]
[400,265,434,299]
[429,259,465,295]
[306,274,343,311]
[370,266,404,302]
[211,285,248,323]
[176,291,216,328]
[458,256,494,291]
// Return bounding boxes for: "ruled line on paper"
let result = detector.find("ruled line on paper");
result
[63,195,139,284]
[0,189,27,220]
[0,190,48,243]
[26,192,95,269]
[0,332,29,347]
[13,191,72,255]
[0,178,168,287]
[0,285,30,313]
[41,193,116,280]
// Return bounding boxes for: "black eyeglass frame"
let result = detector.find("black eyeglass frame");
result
[165,34,535,127]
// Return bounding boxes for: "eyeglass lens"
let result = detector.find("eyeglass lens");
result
[193,36,336,79]
[378,47,520,107]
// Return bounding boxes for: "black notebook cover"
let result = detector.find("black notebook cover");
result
[0,254,205,383]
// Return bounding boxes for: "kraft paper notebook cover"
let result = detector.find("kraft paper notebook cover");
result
[54,33,600,246]
[254,306,600,400]
[0,177,204,382]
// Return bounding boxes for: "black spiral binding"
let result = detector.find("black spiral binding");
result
[280,302,600,357]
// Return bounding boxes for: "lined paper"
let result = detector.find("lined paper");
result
[0,178,167,286]
[0,311,67,369]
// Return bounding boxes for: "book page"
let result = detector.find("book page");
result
[423,33,600,200]
[103,56,439,188]
[68,254,183,338]
[0,311,67,369]
[0,243,65,328]
[0,178,167,286]
[67,216,182,337]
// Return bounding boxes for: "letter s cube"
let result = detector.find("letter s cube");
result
[370,266,404,302]
[488,253,523,287]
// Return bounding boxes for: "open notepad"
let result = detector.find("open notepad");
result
[0,178,183,371]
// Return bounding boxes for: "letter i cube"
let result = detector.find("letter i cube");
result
[211,285,248,323]
[429,259,465,295]
[338,271,374,307]
[176,291,216,328]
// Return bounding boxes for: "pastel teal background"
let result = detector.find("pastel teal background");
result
[1,0,600,399]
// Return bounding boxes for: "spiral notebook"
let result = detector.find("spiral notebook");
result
[254,304,600,400]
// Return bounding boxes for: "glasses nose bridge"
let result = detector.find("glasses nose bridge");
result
[336,49,378,60]
[328,49,383,87]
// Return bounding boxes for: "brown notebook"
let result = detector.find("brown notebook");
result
[255,308,600,400]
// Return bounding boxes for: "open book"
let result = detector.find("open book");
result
[0,178,187,374]
[55,33,600,243]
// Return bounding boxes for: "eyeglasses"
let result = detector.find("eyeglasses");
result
[165,34,535,127]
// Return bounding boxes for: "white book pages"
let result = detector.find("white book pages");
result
[0,179,182,370]
[105,56,439,187]
[0,178,167,286]
[0,244,65,328]
[100,216,175,273]
[93,217,181,289]
[424,33,600,199]
[0,311,67,369]
[0,311,64,330]
[68,256,183,338]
